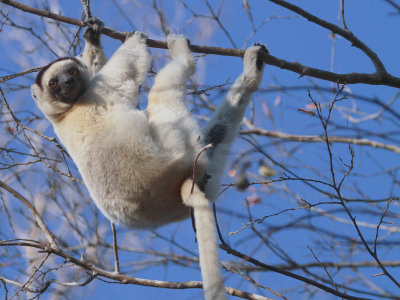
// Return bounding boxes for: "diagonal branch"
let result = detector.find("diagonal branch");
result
[240,126,400,155]
[267,0,386,74]
[0,181,58,248]
[1,0,400,87]
[220,243,369,300]
[0,241,269,300]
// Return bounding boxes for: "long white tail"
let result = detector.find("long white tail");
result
[181,179,227,300]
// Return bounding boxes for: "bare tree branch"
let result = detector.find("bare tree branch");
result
[0,182,58,248]
[1,1,399,298]
[220,243,369,300]
[241,125,400,155]
[267,0,386,73]
[1,0,400,87]
[0,66,41,83]
[0,241,269,300]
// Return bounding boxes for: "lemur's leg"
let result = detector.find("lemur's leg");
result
[91,31,149,107]
[202,44,268,200]
[147,34,195,117]
[147,34,203,159]
[81,17,107,76]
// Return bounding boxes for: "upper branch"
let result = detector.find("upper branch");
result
[267,0,387,74]
[1,0,400,87]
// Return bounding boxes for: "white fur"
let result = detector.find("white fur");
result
[80,37,107,76]
[181,179,226,300]
[51,33,205,228]
[31,30,265,300]
[203,45,266,201]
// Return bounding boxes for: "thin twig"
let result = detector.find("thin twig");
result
[111,0,135,29]
[0,181,58,248]
[340,0,348,30]
[307,246,340,294]
[374,200,392,254]
[79,0,92,19]
[205,0,237,48]
[111,222,120,274]
[191,143,213,193]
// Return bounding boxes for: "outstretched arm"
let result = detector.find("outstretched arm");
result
[80,17,107,76]
[203,44,268,201]
[89,31,150,107]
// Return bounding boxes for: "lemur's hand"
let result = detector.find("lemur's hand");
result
[124,31,147,44]
[242,43,268,90]
[83,17,104,45]
[253,42,269,71]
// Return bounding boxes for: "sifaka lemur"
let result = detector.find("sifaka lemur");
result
[31,18,267,300]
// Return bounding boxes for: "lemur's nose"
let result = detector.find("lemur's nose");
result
[64,77,74,86]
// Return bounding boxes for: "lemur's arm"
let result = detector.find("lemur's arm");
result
[87,31,149,107]
[203,44,268,201]
[80,17,107,76]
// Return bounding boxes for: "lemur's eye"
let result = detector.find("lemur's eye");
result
[49,79,58,89]
[69,68,79,76]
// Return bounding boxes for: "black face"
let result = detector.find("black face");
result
[48,66,86,104]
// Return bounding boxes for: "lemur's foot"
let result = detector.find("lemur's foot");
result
[242,43,268,90]
[167,34,195,74]
[125,31,148,45]
[168,34,192,57]
[243,43,269,74]
[244,43,269,72]
[253,43,269,54]
[83,17,104,45]
[253,43,269,71]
